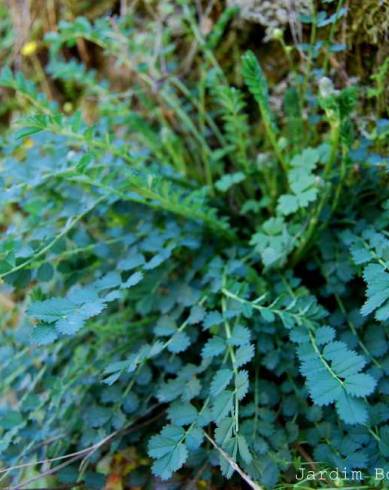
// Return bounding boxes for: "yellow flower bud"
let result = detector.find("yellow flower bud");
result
[272,28,283,41]
[21,41,38,57]
[197,480,208,489]
[63,102,73,113]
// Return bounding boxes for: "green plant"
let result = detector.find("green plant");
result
[0,3,389,489]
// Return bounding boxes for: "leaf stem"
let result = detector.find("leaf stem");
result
[0,197,105,281]
[290,119,340,265]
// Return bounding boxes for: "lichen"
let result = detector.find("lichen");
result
[227,0,310,40]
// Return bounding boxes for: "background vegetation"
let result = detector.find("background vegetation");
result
[0,1,388,489]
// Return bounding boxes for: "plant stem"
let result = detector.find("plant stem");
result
[322,0,346,73]
[301,0,317,103]
[222,295,239,433]
[199,69,214,193]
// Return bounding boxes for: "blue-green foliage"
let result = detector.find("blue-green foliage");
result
[0,7,389,490]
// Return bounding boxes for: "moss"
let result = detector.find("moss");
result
[349,0,389,44]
